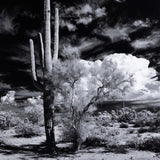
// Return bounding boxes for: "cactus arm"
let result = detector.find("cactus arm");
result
[44,0,52,73]
[29,39,37,82]
[38,32,44,70]
[29,39,43,91]
[52,8,59,62]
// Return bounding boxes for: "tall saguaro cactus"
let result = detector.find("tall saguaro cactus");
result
[29,0,59,153]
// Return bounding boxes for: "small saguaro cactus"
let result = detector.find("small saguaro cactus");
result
[29,0,59,153]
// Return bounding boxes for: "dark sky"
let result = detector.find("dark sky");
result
[0,0,42,92]
[0,0,160,95]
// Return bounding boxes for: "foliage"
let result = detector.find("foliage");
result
[94,111,112,127]
[134,110,156,127]
[15,122,42,137]
[0,96,43,138]
[0,111,22,130]
[53,58,133,110]
[130,136,160,152]
[52,58,133,148]
[25,98,44,126]
[60,112,93,144]
[60,111,119,148]
[82,126,120,148]
[83,137,105,147]
[112,107,137,123]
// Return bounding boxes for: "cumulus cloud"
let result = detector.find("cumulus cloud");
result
[131,30,160,49]
[105,54,157,92]
[95,7,106,18]
[76,4,93,15]
[77,15,93,25]
[61,20,77,31]
[61,4,106,30]
[80,53,159,99]
[133,19,151,28]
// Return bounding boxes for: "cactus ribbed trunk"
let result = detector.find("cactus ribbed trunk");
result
[29,0,59,153]
[44,0,52,73]
[53,8,59,62]
[43,0,56,153]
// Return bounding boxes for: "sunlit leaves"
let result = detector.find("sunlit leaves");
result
[52,57,133,112]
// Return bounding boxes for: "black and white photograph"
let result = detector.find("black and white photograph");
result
[0,0,160,159]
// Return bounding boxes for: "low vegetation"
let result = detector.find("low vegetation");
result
[0,93,160,154]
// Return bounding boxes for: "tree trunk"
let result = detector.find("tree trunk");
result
[43,78,56,153]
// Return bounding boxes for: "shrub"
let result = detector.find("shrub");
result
[83,137,105,147]
[60,113,93,143]
[24,105,44,126]
[119,123,129,128]
[8,116,22,127]
[107,128,120,136]
[15,122,42,137]
[94,111,112,127]
[60,124,78,143]
[132,136,160,152]
[151,111,160,129]
[112,107,137,123]
[0,111,22,130]
[134,110,156,127]
[60,111,120,149]
[138,127,149,133]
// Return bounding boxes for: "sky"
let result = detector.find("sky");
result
[79,54,160,100]
[0,0,160,100]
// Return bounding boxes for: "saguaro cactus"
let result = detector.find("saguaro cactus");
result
[29,0,59,153]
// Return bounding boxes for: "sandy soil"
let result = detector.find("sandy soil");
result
[0,124,160,160]
[0,130,159,160]
[0,147,159,160]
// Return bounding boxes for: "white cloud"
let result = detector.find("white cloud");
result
[105,54,157,91]
[61,20,77,31]
[131,30,160,49]
[77,16,93,25]
[80,53,159,99]
[95,8,106,18]
[77,4,93,15]
[133,19,151,28]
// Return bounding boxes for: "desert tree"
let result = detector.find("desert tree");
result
[52,57,134,149]
[29,0,59,153]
